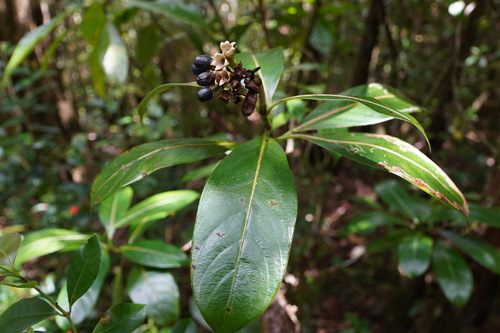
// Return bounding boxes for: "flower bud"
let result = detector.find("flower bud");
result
[197,87,213,102]
[196,71,216,86]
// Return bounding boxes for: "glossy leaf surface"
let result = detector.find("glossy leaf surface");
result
[432,241,472,306]
[92,303,146,333]
[67,234,102,306]
[16,229,89,265]
[98,187,133,239]
[129,0,206,28]
[0,233,22,266]
[299,83,423,130]
[127,266,180,325]
[192,136,297,333]
[91,138,235,206]
[236,48,284,106]
[120,240,188,268]
[397,235,433,278]
[0,297,55,332]
[300,132,468,216]
[440,230,500,274]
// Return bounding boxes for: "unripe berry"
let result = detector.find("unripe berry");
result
[197,87,213,102]
[196,71,215,86]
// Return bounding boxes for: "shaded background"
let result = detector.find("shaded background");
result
[1,0,499,332]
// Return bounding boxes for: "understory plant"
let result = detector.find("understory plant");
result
[89,42,469,332]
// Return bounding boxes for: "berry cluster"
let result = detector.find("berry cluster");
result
[191,41,261,117]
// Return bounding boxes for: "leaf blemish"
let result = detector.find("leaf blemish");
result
[141,172,147,177]
[216,232,225,238]
[226,308,232,312]
[191,264,197,270]
[194,246,200,251]
[270,200,278,207]
[154,162,162,167]
[239,198,245,203]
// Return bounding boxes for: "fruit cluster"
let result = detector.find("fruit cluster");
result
[191,41,262,117]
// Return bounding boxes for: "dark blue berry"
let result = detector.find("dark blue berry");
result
[197,87,213,102]
[191,64,205,76]
[196,71,215,86]
[192,55,212,72]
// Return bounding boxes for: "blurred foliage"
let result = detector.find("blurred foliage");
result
[1,0,500,332]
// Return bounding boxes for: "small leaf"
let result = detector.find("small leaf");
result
[299,83,423,130]
[300,132,468,216]
[16,229,89,265]
[98,187,133,239]
[101,23,129,84]
[192,136,297,333]
[67,234,102,306]
[397,235,433,278]
[0,298,56,332]
[339,212,404,236]
[171,317,198,333]
[439,230,500,274]
[127,266,180,326]
[2,13,68,86]
[0,233,22,266]
[432,241,473,306]
[120,240,188,268]
[137,82,198,120]
[91,138,236,206]
[236,48,285,106]
[127,190,200,241]
[92,303,146,333]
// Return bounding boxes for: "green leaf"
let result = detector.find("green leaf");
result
[299,132,468,216]
[136,24,159,66]
[468,203,500,228]
[127,190,200,242]
[56,251,111,330]
[128,0,206,28]
[127,266,180,326]
[432,241,473,306]
[339,212,404,236]
[192,136,298,333]
[375,180,432,223]
[397,235,433,278]
[100,23,129,84]
[299,83,423,130]
[98,187,133,239]
[16,229,89,265]
[171,317,198,333]
[439,230,500,274]
[0,233,22,266]
[236,48,285,106]
[67,234,102,307]
[91,138,236,206]
[81,3,106,46]
[2,13,68,86]
[137,82,198,120]
[273,93,429,146]
[120,240,188,268]
[92,303,146,333]
[0,297,56,333]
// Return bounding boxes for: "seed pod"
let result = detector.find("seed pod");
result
[197,87,213,102]
[193,55,212,71]
[241,89,258,117]
[196,71,215,86]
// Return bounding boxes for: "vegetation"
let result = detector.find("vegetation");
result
[1,1,500,332]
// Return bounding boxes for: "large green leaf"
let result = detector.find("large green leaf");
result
[439,230,500,274]
[397,235,433,278]
[67,234,102,306]
[0,297,56,332]
[127,190,200,242]
[2,13,68,86]
[273,94,429,146]
[0,233,22,266]
[236,48,285,106]
[120,240,188,268]
[432,241,473,306]
[92,303,146,333]
[98,187,133,239]
[191,136,298,333]
[128,0,206,28]
[127,266,180,325]
[56,251,111,331]
[91,138,235,206]
[16,229,89,265]
[298,83,423,130]
[299,132,468,216]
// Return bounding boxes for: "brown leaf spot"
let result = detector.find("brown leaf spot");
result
[270,200,278,207]
[239,198,245,203]
[216,232,225,238]
[435,192,451,204]
[141,172,147,177]
[191,264,197,270]
[226,308,232,312]
[154,162,162,167]
[194,246,200,251]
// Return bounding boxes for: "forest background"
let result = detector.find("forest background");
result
[1,0,500,332]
